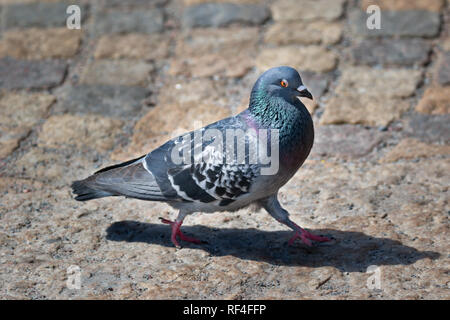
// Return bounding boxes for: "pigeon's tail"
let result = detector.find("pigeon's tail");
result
[71,155,146,201]
[71,155,169,202]
[71,179,113,201]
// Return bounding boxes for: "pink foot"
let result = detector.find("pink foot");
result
[288,229,331,246]
[159,217,203,248]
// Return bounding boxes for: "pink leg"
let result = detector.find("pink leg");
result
[262,196,331,247]
[159,217,203,248]
[288,221,331,246]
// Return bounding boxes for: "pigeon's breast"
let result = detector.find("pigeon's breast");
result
[280,108,314,168]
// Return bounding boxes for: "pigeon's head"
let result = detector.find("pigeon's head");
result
[251,66,313,104]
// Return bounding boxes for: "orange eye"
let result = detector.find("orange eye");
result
[280,80,288,87]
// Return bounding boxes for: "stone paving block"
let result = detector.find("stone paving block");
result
[38,114,123,152]
[349,10,441,38]
[94,34,170,60]
[406,114,450,144]
[54,85,149,118]
[0,58,67,89]
[156,77,232,110]
[99,0,168,7]
[434,51,450,85]
[0,177,46,221]
[169,53,253,78]
[320,67,422,126]
[256,46,338,73]
[182,3,270,28]
[1,1,88,29]
[380,138,450,163]
[271,0,345,22]
[335,67,422,98]
[170,27,259,78]
[415,86,450,115]
[79,60,153,87]
[361,0,444,12]
[93,9,164,34]
[0,0,66,3]
[0,91,55,159]
[310,125,386,159]
[183,0,262,4]
[175,27,259,56]
[350,39,431,66]
[320,95,410,127]
[441,39,450,51]
[264,21,343,45]
[0,28,82,60]
[13,147,102,184]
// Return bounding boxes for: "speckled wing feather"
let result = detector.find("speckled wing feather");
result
[73,113,262,206]
[143,114,261,207]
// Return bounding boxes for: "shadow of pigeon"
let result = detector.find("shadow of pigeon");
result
[106,220,440,272]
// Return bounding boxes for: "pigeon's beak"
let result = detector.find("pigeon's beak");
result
[296,85,313,100]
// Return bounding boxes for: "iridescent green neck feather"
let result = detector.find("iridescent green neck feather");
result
[248,85,314,155]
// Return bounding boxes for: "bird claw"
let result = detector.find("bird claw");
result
[159,217,172,225]
[159,217,204,247]
[288,229,331,246]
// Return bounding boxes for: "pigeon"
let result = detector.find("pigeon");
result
[72,66,330,248]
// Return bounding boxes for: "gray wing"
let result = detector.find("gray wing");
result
[73,112,262,205]
[165,157,259,207]
[144,113,262,206]
[72,155,173,202]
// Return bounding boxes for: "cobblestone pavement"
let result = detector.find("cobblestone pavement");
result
[0,0,449,299]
